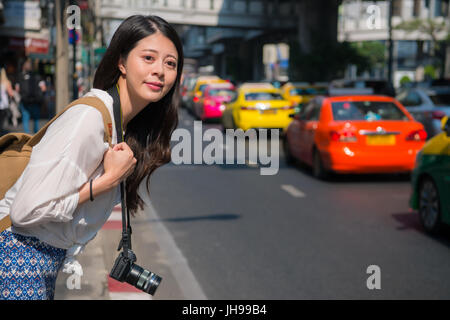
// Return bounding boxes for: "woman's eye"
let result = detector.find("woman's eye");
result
[144,56,154,61]
[167,61,177,68]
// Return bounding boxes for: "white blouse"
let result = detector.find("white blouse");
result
[0,88,138,274]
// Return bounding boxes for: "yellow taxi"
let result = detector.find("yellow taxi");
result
[186,76,228,114]
[222,83,295,131]
[281,82,328,108]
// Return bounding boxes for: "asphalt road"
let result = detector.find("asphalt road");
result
[144,108,450,300]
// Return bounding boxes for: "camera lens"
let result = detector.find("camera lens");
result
[127,264,162,295]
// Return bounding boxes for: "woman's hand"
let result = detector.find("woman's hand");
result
[77,143,136,206]
[103,142,137,186]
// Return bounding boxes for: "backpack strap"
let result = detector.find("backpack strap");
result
[27,96,113,148]
[0,215,12,233]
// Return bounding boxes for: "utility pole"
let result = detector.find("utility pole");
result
[71,0,78,100]
[387,0,394,85]
[55,0,69,113]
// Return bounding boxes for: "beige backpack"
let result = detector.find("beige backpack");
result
[0,97,113,232]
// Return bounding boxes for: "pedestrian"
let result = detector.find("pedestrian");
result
[1,67,21,128]
[0,67,15,135]
[16,58,45,134]
[0,15,183,300]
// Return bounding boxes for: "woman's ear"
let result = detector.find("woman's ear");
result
[118,57,126,76]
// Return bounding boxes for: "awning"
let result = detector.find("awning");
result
[8,36,49,54]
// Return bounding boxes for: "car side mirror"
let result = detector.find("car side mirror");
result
[442,116,450,136]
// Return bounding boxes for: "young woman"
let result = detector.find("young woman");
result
[0,15,183,300]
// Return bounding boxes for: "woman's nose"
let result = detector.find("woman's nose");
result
[151,60,164,77]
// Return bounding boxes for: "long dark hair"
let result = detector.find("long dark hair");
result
[93,15,183,214]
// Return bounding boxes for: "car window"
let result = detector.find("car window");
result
[290,87,327,96]
[307,102,322,121]
[302,102,317,121]
[429,93,450,106]
[229,92,239,103]
[198,84,209,92]
[331,101,408,121]
[402,91,422,107]
[209,89,235,97]
[244,92,283,101]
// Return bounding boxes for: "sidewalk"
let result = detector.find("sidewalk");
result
[54,206,187,300]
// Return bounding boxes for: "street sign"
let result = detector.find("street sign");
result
[68,29,80,45]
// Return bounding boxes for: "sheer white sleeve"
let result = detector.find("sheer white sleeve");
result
[10,105,109,227]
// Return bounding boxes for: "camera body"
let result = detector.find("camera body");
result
[110,249,162,296]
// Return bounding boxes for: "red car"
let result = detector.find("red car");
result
[193,82,236,120]
[284,95,427,178]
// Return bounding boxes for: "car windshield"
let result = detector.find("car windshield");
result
[290,87,327,96]
[429,93,450,106]
[245,92,284,101]
[331,101,408,121]
[198,84,209,92]
[209,89,235,98]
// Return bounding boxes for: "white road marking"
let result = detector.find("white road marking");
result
[108,211,122,221]
[143,201,207,299]
[281,184,306,198]
[109,292,152,300]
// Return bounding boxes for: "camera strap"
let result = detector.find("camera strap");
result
[107,85,133,255]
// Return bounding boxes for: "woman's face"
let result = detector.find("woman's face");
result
[119,31,178,105]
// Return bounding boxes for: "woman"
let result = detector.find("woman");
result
[0,15,183,300]
[0,67,15,133]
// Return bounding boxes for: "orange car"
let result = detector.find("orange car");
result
[284,95,427,178]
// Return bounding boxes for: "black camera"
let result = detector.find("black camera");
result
[110,249,162,295]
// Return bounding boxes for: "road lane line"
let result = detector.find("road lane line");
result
[143,200,207,300]
[109,292,152,300]
[281,184,306,198]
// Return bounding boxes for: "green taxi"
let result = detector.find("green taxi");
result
[410,116,450,234]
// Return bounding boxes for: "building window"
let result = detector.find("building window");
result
[413,0,421,16]
[392,0,403,17]
[435,0,442,16]
[435,0,449,16]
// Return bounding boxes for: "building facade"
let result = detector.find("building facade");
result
[339,0,450,86]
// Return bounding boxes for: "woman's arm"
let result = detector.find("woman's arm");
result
[10,106,115,227]
[5,80,14,97]
[77,143,136,206]
[77,174,115,205]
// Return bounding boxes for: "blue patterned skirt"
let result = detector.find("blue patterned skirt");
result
[0,230,66,300]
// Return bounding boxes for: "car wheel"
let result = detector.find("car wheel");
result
[283,136,296,165]
[312,149,328,180]
[418,177,442,234]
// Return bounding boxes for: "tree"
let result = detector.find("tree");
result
[395,18,447,56]
[350,41,386,75]
[395,18,450,78]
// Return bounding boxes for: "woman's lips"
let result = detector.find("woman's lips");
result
[145,82,163,91]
